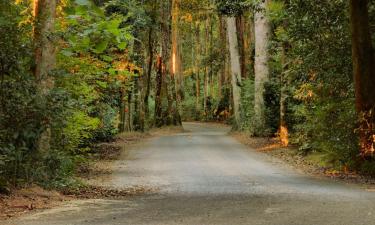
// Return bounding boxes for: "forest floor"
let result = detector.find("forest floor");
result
[232,133,375,190]
[0,126,184,221]
[5,122,375,225]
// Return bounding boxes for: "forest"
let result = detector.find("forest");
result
[1,0,375,193]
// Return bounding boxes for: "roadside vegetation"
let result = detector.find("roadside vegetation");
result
[1,0,375,198]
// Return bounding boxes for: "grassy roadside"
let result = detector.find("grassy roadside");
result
[0,126,184,221]
[232,132,375,190]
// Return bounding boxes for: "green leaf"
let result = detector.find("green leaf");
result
[101,55,113,62]
[117,42,127,50]
[108,68,117,75]
[61,50,74,57]
[93,40,108,54]
[96,81,108,89]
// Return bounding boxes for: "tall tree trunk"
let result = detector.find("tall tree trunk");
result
[195,24,201,119]
[119,89,126,132]
[236,15,248,79]
[34,0,56,90]
[33,0,57,152]
[171,0,182,125]
[254,0,271,133]
[350,0,375,156]
[226,16,242,128]
[218,16,226,98]
[203,19,209,118]
[155,55,164,127]
[279,44,289,146]
[144,27,154,122]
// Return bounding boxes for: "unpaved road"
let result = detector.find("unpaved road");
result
[7,123,375,225]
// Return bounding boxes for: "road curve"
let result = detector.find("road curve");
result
[8,122,375,225]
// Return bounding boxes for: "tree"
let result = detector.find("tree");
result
[350,0,375,157]
[34,0,57,92]
[226,16,242,128]
[33,0,57,152]
[253,0,271,133]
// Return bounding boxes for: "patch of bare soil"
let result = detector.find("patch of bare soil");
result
[0,186,69,220]
[232,132,375,189]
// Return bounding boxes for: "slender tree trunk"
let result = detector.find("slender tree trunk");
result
[155,55,164,127]
[219,16,227,98]
[33,0,57,152]
[119,89,126,132]
[226,16,242,128]
[195,24,201,119]
[144,27,154,122]
[209,18,214,100]
[203,19,209,117]
[171,0,182,126]
[279,44,289,146]
[254,0,271,133]
[350,0,375,156]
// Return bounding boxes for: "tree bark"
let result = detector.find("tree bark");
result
[226,16,242,128]
[171,0,182,125]
[195,23,201,119]
[236,15,248,79]
[34,0,56,91]
[33,0,57,152]
[350,0,375,156]
[254,0,271,133]
[144,27,154,122]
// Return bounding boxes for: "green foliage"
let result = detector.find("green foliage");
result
[215,0,250,16]
[284,0,359,164]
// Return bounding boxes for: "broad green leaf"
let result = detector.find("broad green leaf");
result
[93,40,108,54]
[61,50,74,57]
[117,42,127,50]
[101,55,113,62]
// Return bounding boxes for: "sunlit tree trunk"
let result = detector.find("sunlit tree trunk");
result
[33,0,57,152]
[171,0,182,125]
[254,0,271,133]
[350,0,375,156]
[226,16,242,128]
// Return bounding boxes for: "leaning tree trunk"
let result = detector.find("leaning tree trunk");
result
[254,0,271,133]
[350,0,375,157]
[226,16,242,129]
[33,0,57,152]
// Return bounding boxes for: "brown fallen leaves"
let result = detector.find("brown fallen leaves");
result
[0,186,67,220]
[61,185,156,199]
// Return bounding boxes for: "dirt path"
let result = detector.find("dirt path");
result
[6,122,375,225]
